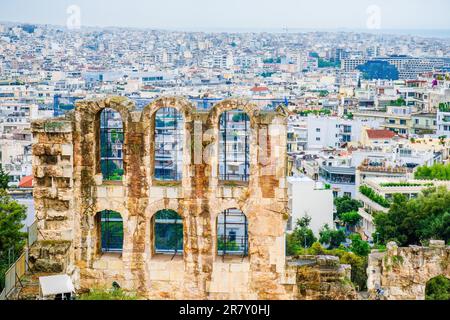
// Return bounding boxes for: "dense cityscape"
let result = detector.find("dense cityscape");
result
[0,14,449,302]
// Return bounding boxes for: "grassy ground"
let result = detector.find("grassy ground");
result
[78,288,139,300]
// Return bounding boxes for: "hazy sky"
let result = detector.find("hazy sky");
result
[0,0,449,31]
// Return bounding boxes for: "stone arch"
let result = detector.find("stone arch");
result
[95,198,128,219]
[74,97,135,180]
[205,99,259,185]
[141,96,194,122]
[75,96,136,121]
[141,97,194,184]
[206,98,258,127]
[147,198,183,219]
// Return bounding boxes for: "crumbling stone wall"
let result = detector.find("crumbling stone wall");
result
[283,256,359,300]
[367,240,450,300]
[32,97,291,299]
[31,96,357,300]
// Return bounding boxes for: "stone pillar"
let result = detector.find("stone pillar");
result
[31,117,74,272]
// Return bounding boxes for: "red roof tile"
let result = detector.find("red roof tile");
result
[250,86,269,92]
[366,129,396,140]
[18,175,33,188]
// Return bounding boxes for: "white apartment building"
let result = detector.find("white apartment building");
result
[306,115,382,150]
[437,109,450,137]
[287,176,334,236]
[287,115,307,153]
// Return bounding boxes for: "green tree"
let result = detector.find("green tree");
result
[374,187,450,246]
[0,165,9,190]
[338,250,368,290]
[286,216,317,255]
[319,224,346,249]
[334,196,362,219]
[349,233,371,257]
[389,97,406,106]
[340,211,362,228]
[415,163,450,180]
[425,275,450,300]
[0,190,27,290]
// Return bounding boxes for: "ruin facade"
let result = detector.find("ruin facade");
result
[30,96,357,300]
[367,240,450,300]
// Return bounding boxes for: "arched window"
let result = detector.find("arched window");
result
[217,209,248,256]
[154,108,184,181]
[219,110,250,181]
[153,209,183,254]
[100,108,124,181]
[98,210,123,253]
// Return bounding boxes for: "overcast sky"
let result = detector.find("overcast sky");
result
[0,0,449,31]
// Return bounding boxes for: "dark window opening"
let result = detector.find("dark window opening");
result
[217,209,248,258]
[154,209,183,255]
[154,108,184,181]
[100,108,124,181]
[219,110,250,181]
[99,210,123,253]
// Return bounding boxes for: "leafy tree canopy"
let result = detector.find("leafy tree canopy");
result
[0,165,9,190]
[340,211,362,227]
[334,196,362,219]
[286,216,317,255]
[319,224,346,249]
[0,189,27,290]
[425,275,450,300]
[415,163,450,181]
[374,187,450,246]
[349,233,371,257]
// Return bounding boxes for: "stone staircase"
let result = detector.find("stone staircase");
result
[9,272,50,300]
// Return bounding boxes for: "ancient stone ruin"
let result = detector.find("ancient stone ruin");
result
[30,96,358,299]
[367,240,450,300]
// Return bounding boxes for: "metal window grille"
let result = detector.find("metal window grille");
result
[154,210,183,256]
[217,209,248,257]
[100,210,123,252]
[154,108,184,181]
[100,108,124,181]
[219,110,250,181]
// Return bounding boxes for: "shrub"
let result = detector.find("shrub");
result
[340,211,361,227]
[292,242,368,291]
[319,225,346,249]
[425,275,450,300]
[78,288,139,300]
[349,234,371,257]
[415,163,450,181]
[379,182,433,187]
[359,185,390,208]
[286,216,317,255]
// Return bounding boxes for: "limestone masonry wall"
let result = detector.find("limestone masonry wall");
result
[31,96,357,300]
[367,240,450,300]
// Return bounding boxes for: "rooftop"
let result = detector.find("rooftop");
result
[366,129,396,140]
